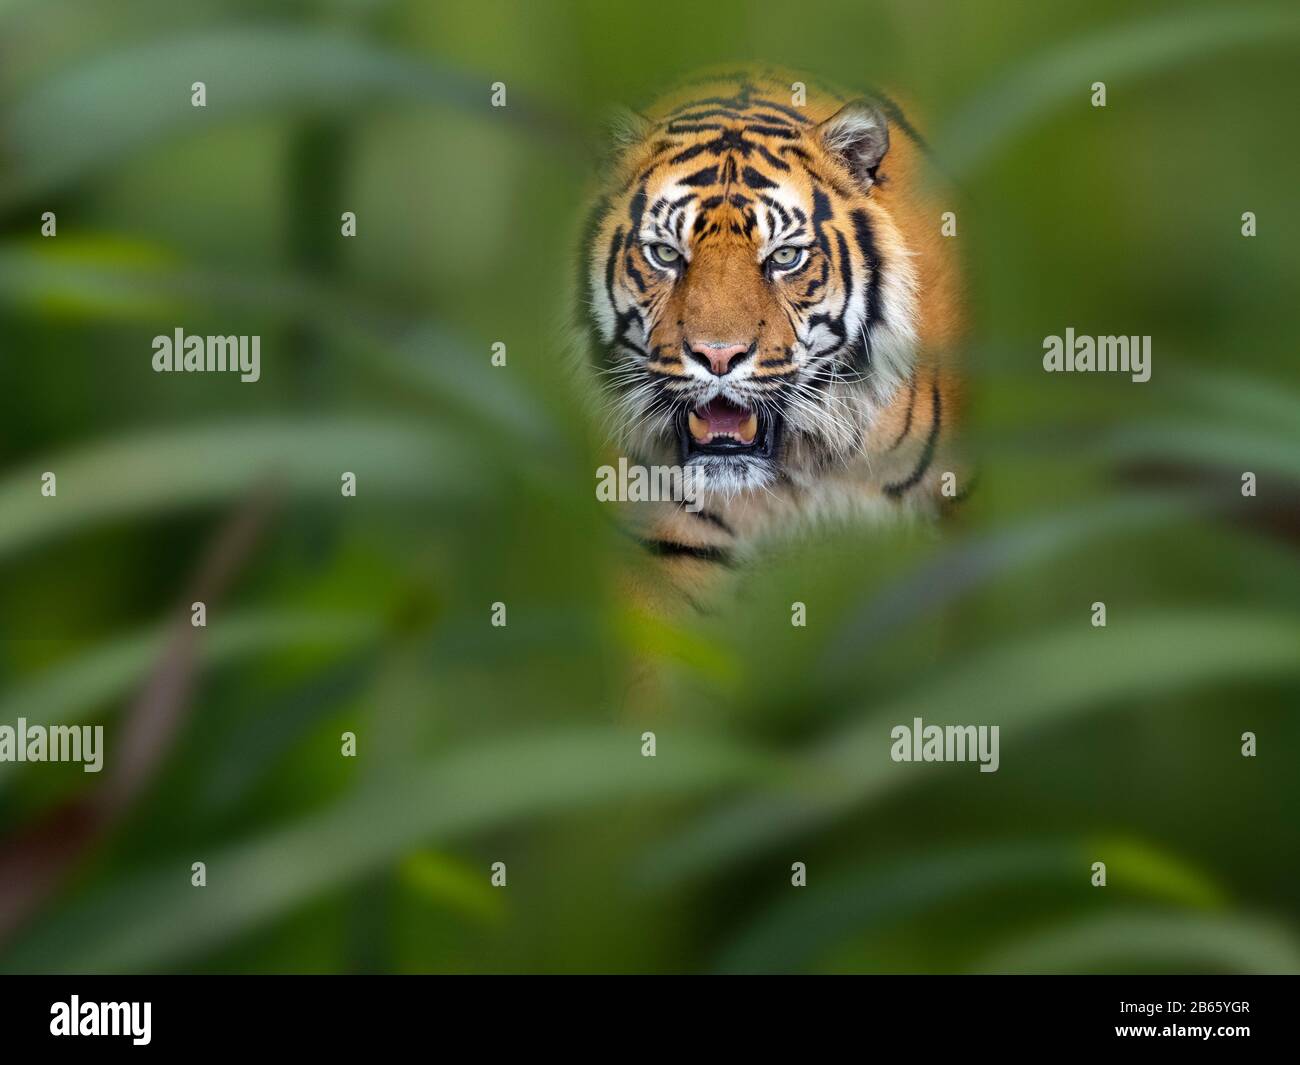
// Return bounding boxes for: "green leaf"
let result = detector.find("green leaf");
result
[0,27,578,207]
[1104,423,1300,478]
[398,850,505,925]
[820,493,1200,676]
[936,6,1300,178]
[974,910,1300,974]
[1173,367,1300,432]
[1091,835,1225,911]
[0,240,555,447]
[0,418,487,564]
[0,612,378,790]
[646,611,1300,887]
[0,728,772,972]
[713,838,1224,973]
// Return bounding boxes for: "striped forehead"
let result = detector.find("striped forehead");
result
[642,150,815,253]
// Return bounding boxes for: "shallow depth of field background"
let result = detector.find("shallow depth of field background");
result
[0,0,1297,973]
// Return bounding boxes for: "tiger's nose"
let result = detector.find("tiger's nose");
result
[686,341,752,376]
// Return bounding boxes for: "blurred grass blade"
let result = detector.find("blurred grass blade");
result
[937,5,1300,178]
[1095,836,1227,912]
[1173,366,1300,432]
[1104,422,1300,477]
[398,851,505,925]
[0,238,182,319]
[821,493,1200,676]
[0,729,772,972]
[0,240,555,447]
[974,911,1300,974]
[0,612,378,790]
[388,320,559,448]
[647,611,1300,887]
[0,418,486,564]
[713,838,1223,973]
[0,27,579,207]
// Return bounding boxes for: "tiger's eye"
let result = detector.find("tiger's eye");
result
[770,246,801,267]
[648,244,680,266]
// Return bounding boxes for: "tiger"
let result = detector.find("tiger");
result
[579,69,964,611]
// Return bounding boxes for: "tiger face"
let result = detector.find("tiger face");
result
[583,75,922,498]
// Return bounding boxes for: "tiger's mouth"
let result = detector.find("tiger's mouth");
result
[676,397,781,462]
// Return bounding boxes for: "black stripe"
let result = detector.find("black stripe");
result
[835,229,854,319]
[761,195,790,228]
[627,182,647,243]
[843,208,883,373]
[802,258,829,299]
[663,93,812,125]
[744,124,799,139]
[752,141,791,172]
[849,208,882,330]
[640,539,734,565]
[667,122,727,134]
[690,509,736,536]
[664,95,751,116]
[741,165,777,190]
[603,222,645,352]
[617,338,650,357]
[885,375,917,451]
[883,383,941,499]
[749,112,799,127]
[749,97,815,124]
[602,226,622,321]
[668,107,749,123]
[679,165,718,186]
[577,195,610,354]
[811,188,832,253]
[668,141,710,165]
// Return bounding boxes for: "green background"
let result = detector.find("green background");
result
[0,0,1297,973]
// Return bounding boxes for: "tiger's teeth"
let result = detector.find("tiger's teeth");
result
[738,413,758,444]
[688,411,710,442]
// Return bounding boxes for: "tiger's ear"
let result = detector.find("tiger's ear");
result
[605,106,656,153]
[589,106,656,173]
[817,100,890,189]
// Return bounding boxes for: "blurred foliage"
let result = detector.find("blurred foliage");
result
[0,0,1297,973]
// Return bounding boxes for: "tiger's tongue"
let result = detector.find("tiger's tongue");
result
[701,399,746,434]
[689,399,757,443]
